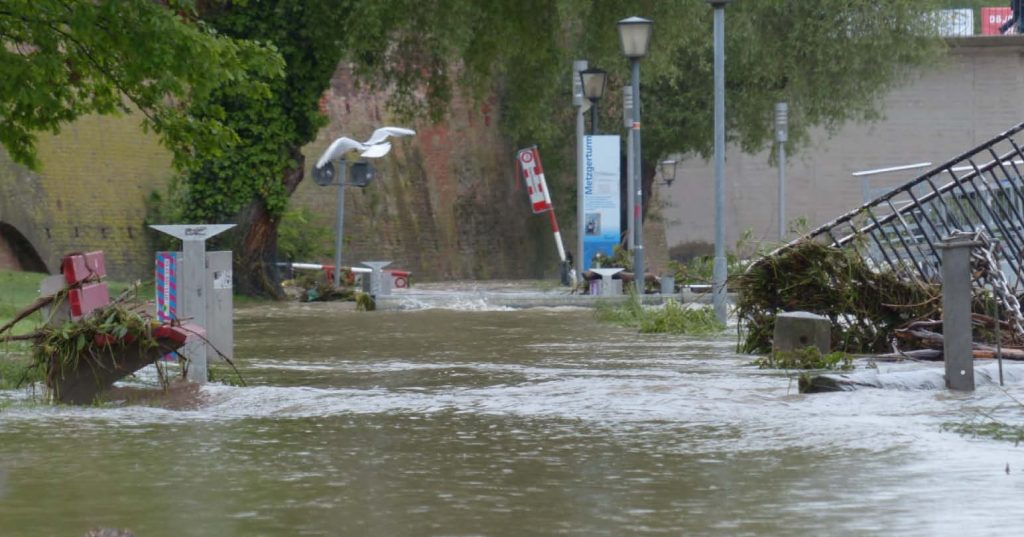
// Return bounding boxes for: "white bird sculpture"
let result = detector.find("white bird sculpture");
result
[315,126,416,168]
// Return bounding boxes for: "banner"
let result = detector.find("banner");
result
[982,7,1013,35]
[516,146,552,214]
[582,135,621,270]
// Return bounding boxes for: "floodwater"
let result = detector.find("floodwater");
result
[2,285,1024,536]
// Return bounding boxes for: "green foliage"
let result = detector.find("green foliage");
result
[277,207,333,263]
[736,241,940,354]
[596,294,726,335]
[0,354,41,389]
[0,0,283,170]
[942,421,1024,444]
[0,270,47,326]
[754,347,854,371]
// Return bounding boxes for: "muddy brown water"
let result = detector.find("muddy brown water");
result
[1,290,1024,536]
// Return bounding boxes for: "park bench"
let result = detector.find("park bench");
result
[39,250,202,404]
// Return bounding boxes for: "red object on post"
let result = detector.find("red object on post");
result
[69,282,110,320]
[63,251,107,285]
[387,270,412,289]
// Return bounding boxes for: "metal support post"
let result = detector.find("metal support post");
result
[574,60,588,276]
[939,235,981,391]
[711,1,729,323]
[630,59,644,294]
[624,86,635,252]
[333,160,348,289]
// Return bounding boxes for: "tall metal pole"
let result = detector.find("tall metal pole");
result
[574,60,588,273]
[775,101,788,242]
[624,86,635,252]
[631,59,645,294]
[333,160,347,289]
[711,0,729,323]
[778,141,786,240]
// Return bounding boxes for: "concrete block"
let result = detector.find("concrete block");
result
[773,311,831,355]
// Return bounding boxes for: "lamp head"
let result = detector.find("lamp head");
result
[617,16,654,59]
[658,159,678,186]
[579,68,608,102]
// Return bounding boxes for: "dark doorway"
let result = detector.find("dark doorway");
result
[0,222,48,273]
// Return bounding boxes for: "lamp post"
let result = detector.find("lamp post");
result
[313,158,376,289]
[312,127,416,288]
[707,0,730,323]
[574,60,588,280]
[775,101,788,242]
[580,68,608,134]
[618,15,653,294]
[659,159,678,187]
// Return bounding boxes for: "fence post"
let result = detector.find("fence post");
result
[939,234,981,391]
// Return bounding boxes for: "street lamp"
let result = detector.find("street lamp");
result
[658,159,678,187]
[618,15,653,294]
[707,0,730,323]
[312,127,416,288]
[580,67,608,134]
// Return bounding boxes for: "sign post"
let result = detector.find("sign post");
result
[150,224,235,383]
[517,146,568,271]
[581,135,622,270]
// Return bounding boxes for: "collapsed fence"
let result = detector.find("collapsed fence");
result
[738,122,1024,354]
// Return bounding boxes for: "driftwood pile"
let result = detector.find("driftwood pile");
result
[737,240,1024,362]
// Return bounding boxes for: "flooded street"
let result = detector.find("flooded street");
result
[2,291,1024,536]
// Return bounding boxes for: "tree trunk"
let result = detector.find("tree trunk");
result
[233,148,306,298]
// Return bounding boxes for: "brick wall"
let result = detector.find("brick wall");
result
[0,114,172,280]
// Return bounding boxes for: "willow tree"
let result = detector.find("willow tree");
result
[0,0,282,170]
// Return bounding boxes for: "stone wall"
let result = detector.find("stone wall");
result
[0,114,172,279]
[0,65,672,282]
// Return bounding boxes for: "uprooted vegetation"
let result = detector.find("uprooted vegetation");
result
[735,240,946,355]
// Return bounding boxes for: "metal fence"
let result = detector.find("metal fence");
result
[791,122,1024,294]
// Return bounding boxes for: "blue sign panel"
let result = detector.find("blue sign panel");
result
[582,135,621,270]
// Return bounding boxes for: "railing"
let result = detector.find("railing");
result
[788,122,1024,294]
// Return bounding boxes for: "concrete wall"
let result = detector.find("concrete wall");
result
[665,37,1024,255]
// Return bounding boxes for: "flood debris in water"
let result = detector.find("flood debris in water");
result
[737,239,1024,394]
[1,283,192,404]
[736,240,940,355]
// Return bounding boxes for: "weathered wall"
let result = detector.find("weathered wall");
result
[0,64,670,282]
[292,67,569,280]
[666,37,1024,254]
[0,114,172,279]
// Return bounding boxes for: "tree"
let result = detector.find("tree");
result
[1,0,950,295]
[511,1,948,227]
[0,0,283,170]
[176,0,569,297]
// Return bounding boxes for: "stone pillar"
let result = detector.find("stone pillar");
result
[773,311,831,355]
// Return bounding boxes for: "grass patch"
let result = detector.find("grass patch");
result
[753,346,854,371]
[942,421,1024,444]
[596,294,726,335]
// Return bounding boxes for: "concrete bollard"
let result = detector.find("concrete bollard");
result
[660,276,675,295]
[939,235,981,391]
[591,268,625,296]
[773,311,831,355]
[361,261,392,297]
